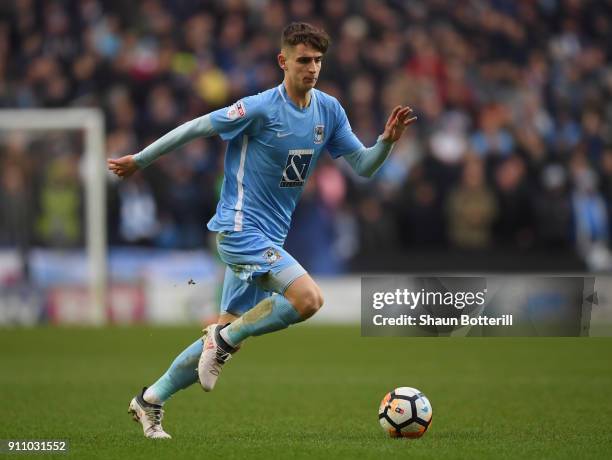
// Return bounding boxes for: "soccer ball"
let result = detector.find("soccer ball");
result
[378,387,432,438]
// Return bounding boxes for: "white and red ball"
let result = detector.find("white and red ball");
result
[378,387,432,438]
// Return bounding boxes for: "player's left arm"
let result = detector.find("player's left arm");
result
[343,105,416,177]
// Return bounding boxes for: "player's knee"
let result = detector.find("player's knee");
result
[295,287,324,319]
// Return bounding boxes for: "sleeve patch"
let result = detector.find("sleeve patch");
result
[227,100,246,120]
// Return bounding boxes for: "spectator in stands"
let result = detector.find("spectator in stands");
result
[447,157,498,249]
[1,0,612,271]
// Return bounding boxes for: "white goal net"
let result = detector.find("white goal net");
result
[0,108,106,324]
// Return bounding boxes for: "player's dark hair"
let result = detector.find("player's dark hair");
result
[281,22,330,54]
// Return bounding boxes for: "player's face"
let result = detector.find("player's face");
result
[282,44,323,92]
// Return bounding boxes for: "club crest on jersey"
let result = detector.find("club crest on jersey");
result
[227,100,246,120]
[314,124,324,144]
[280,149,314,188]
[263,248,282,264]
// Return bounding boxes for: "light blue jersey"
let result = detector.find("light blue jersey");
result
[131,82,394,313]
[207,84,364,245]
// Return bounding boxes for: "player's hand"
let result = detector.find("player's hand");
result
[380,105,417,143]
[107,155,139,178]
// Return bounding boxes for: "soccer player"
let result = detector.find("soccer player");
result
[110,22,416,439]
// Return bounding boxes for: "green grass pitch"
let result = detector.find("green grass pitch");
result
[1,325,611,459]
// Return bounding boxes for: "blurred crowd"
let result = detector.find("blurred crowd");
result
[1,0,612,272]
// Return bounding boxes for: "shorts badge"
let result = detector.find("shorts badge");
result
[263,248,282,264]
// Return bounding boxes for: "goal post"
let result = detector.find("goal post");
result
[0,108,107,324]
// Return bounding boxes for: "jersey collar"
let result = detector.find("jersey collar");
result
[277,83,315,111]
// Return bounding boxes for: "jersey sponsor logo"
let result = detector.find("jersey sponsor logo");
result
[314,124,324,144]
[227,100,246,120]
[280,149,314,188]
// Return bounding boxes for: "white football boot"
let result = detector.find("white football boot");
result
[128,388,172,439]
[198,324,238,392]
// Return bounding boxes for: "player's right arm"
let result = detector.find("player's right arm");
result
[107,115,216,178]
[108,95,264,178]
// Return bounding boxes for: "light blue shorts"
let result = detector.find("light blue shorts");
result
[216,230,307,315]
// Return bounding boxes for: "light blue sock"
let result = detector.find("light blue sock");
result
[144,338,202,404]
[224,295,303,346]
